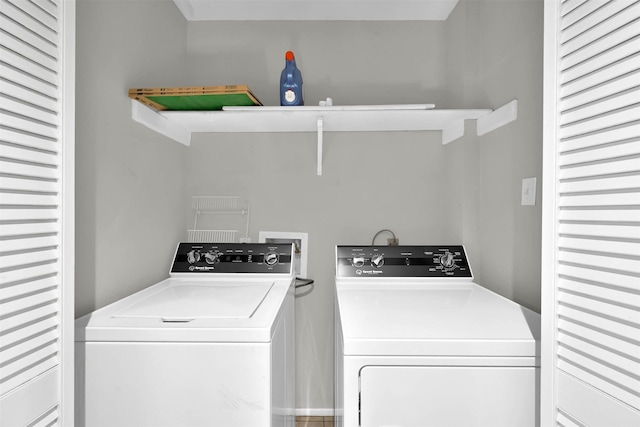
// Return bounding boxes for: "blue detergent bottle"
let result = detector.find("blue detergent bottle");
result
[280,51,304,106]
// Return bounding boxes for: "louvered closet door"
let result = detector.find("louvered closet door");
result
[543,0,640,425]
[0,0,74,426]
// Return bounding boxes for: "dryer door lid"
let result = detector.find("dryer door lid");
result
[112,281,274,320]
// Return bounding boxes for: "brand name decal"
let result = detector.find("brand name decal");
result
[356,269,384,275]
[189,266,215,271]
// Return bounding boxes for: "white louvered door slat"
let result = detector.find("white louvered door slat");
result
[560,140,640,165]
[557,338,639,398]
[0,192,58,206]
[0,127,59,152]
[1,327,59,371]
[560,106,640,138]
[556,411,582,427]
[1,96,59,127]
[32,409,59,427]
[0,209,59,222]
[561,1,640,56]
[0,176,59,193]
[558,315,639,360]
[0,0,74,426]
[558,264,638,292]
[560,123,640,152]
[0,222,59,239]
[0,62,58,98]
[2,319,59,363]
[558,287,640,327]
[561,0,588,16]
[558,237,640,257]
[0,248,59,271]
[0,302,58,345]
[543,0,640,425]
[0,46,58,88]
[560,208,640,222]
[0,274,59,300]
[0,32,57,73]
[1,0,58,36]
[0,160,59,179]
[561,65,640,106]
[0,143,59,165]
[560,0,608,31]
[0,235,58,252]
[559,175,640,194]
[0,344,59,396]
[560,157,640,179]
[0,112,59,139]
[559,191,640,207]
[0,12,58,57]
[560,91,640,126]
[34,0,57,16]
[558,304,640,343]
[557,348,639,409]
[561,23,640,73]
[0,265,61,292]
[2,290,59,330]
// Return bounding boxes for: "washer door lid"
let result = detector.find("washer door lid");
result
[112,282,274,320]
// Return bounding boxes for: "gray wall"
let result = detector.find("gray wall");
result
[75,0,188,316]
[75,0,543,414]
[446,0,543,310]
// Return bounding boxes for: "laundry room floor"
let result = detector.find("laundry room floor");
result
[295,415,334,426]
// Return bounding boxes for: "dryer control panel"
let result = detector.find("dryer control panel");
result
[336,245,472,278]
[171,243,293,274]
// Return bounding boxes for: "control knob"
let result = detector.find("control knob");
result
[204,251,219,265]
[439,251,456,269]
[371,254,385,268]
[187,250,201,264]
[264,252,279,266]
[352,257,365,268]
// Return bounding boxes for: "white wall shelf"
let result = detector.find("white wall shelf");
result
[172,0,460,21]
[131,99,517,175]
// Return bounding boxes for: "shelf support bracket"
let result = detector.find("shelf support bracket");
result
[131,100,191,146]
[477,99,518,136]
[442,120,465,145]
[317,117,324,176]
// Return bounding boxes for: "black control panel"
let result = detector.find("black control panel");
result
[336,245,473,278]
[171,243,293,274]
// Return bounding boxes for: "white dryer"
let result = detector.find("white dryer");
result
[335,245,540,427]
[75,243,296,427]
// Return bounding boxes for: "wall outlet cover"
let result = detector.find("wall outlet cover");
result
[521,177,537,206]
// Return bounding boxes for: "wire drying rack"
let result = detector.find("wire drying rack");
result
[187,196,250,243]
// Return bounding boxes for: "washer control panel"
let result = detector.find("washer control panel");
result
[336,245,472,278]
[171,243,293,274]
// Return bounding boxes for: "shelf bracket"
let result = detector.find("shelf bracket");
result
[477,99,518,136]
[131,100,191,146]
[317,117,324,176]
[441,120,465,145]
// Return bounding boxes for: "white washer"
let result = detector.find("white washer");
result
[75,243,296,427]
[335,245,540,427]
